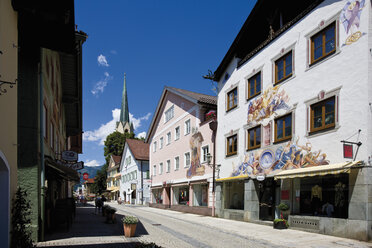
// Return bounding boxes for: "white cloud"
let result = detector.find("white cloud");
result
[91,72,112,96]
[136,132,146,139]
[97,54,109,67]
[83,109,151,146]
[85,159,102,167]
[130,112,151,130]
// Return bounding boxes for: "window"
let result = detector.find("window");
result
[146,170,150,179]
[160,137,164,149]
[167,132,171,145]
[185,119,191,135]
[311,22,336,65]
[247,126,261,150]
[248,73,261,99]
[224,181,244,210]
[184,152,190,167]
[275,114,292,142]
[126,156,132,165]
[226,134,237,156]
[275,52,292,84]
[175,126,180,140]
[159,163,163,174]
[202,146,209,163]
[165,105,174,123]
[227,87,238,111]
[153,141,157,152]
[310,96,335,133]
[153,165,156,176]
[174,156,179,171]
[166,160,170,173]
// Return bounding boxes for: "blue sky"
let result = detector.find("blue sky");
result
[75,0,256,168]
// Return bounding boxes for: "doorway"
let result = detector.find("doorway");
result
[258,178,276,221]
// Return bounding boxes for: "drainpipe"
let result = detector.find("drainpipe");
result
[39,58,45,241]
[209,120,218,217]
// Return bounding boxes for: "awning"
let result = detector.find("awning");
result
[216,175,249,182]
[274,161,363,180]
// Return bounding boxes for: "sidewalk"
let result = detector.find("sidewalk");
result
[37,202,140,248]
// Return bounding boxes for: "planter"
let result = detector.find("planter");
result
[123,223,137,237]
[281,210,290,220]
[273,221,288,229]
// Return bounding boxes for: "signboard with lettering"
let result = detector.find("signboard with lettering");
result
[62,150,78,162]
[69,161,84,170]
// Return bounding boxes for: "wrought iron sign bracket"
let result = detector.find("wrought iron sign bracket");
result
[0,78,17,95]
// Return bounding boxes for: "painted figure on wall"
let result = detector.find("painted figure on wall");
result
[187,132,205,178]
[231,137,329,177]
[340,0,366,45]
[247,85,290,126]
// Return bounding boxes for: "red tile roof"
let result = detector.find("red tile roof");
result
[85,178,95,184]
[112,155,121,165]
[126,139,149,161]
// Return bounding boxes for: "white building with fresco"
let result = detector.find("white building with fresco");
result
[120,139,150,205]
[212,0,372,241]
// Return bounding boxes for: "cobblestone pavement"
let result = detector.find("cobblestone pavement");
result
[106,202,372,248]
[37,202,372,248]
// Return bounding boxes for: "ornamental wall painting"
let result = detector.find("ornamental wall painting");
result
[230,137,329,178]
[340,0,366,45]
[187,132,206,178]
[247,85,290,126]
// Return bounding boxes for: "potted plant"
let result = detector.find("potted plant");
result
[273,216,289,229]
[122,215,138,237]
[277,202,290,220]
[106,207,117,223]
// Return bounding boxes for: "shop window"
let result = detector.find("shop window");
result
[226,87,238,111]
[247,126,261,150]
[274,114,292,143]
[224,181,244,210]
[153,189,162,204]
[310,22,336,65]
[275,51,292,84]
[178,187,189,205]
[299,174,348,218]
[310,96,335,133]
[247,72,261,99]
[193,184,208,207]
[226,134,237,156]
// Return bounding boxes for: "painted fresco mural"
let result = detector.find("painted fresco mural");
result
[231,138,329,177]
[247,85,290,126]
[187,132,206,178]
[340,0,366,45]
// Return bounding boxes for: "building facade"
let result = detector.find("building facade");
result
[212,0,372,241]
[120,139,150,205]
[107,155,121,200]
[0,0,18,246]
[146,87,217,216]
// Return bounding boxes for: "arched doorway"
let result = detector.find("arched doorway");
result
[0,150,10,247]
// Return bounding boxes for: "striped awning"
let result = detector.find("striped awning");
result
[274,161,362,180]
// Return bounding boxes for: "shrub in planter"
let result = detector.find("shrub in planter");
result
[273,218,289,229]
[122,216,139,237]
[277,202,290,220]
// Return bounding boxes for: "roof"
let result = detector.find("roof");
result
[112,155,121,165]
[126,139,149,161]
[145,86,217,142]
[85,178,95,184]
[213,0,322,82]
[167,87,217,105]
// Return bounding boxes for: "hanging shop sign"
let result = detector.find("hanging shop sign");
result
[62,150,78,162]
[69,161,84,170]
[257,174,265,181]
[343,144,353,159]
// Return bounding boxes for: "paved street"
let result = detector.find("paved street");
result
[37,202,372,248]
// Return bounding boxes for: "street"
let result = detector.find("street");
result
[38,202,372,248]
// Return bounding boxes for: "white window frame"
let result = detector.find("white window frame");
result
[184,119,191,135]
[153,141,157,153]
[184,152,190,168]
[160,137,164,149]
[202,145,209,163]
[174,156,179,171]
[175,126,180,140]
[153,165,156,176]
[164,105,174,123]
[159,162,163,175]
[167,132,171,145]
[166,160,170,173]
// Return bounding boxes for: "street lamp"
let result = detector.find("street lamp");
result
[208,119,217,217]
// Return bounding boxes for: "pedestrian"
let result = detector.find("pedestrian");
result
[95,196,102,214]
[101,194,107,206]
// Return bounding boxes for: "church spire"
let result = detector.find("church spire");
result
[120,73,130,124]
